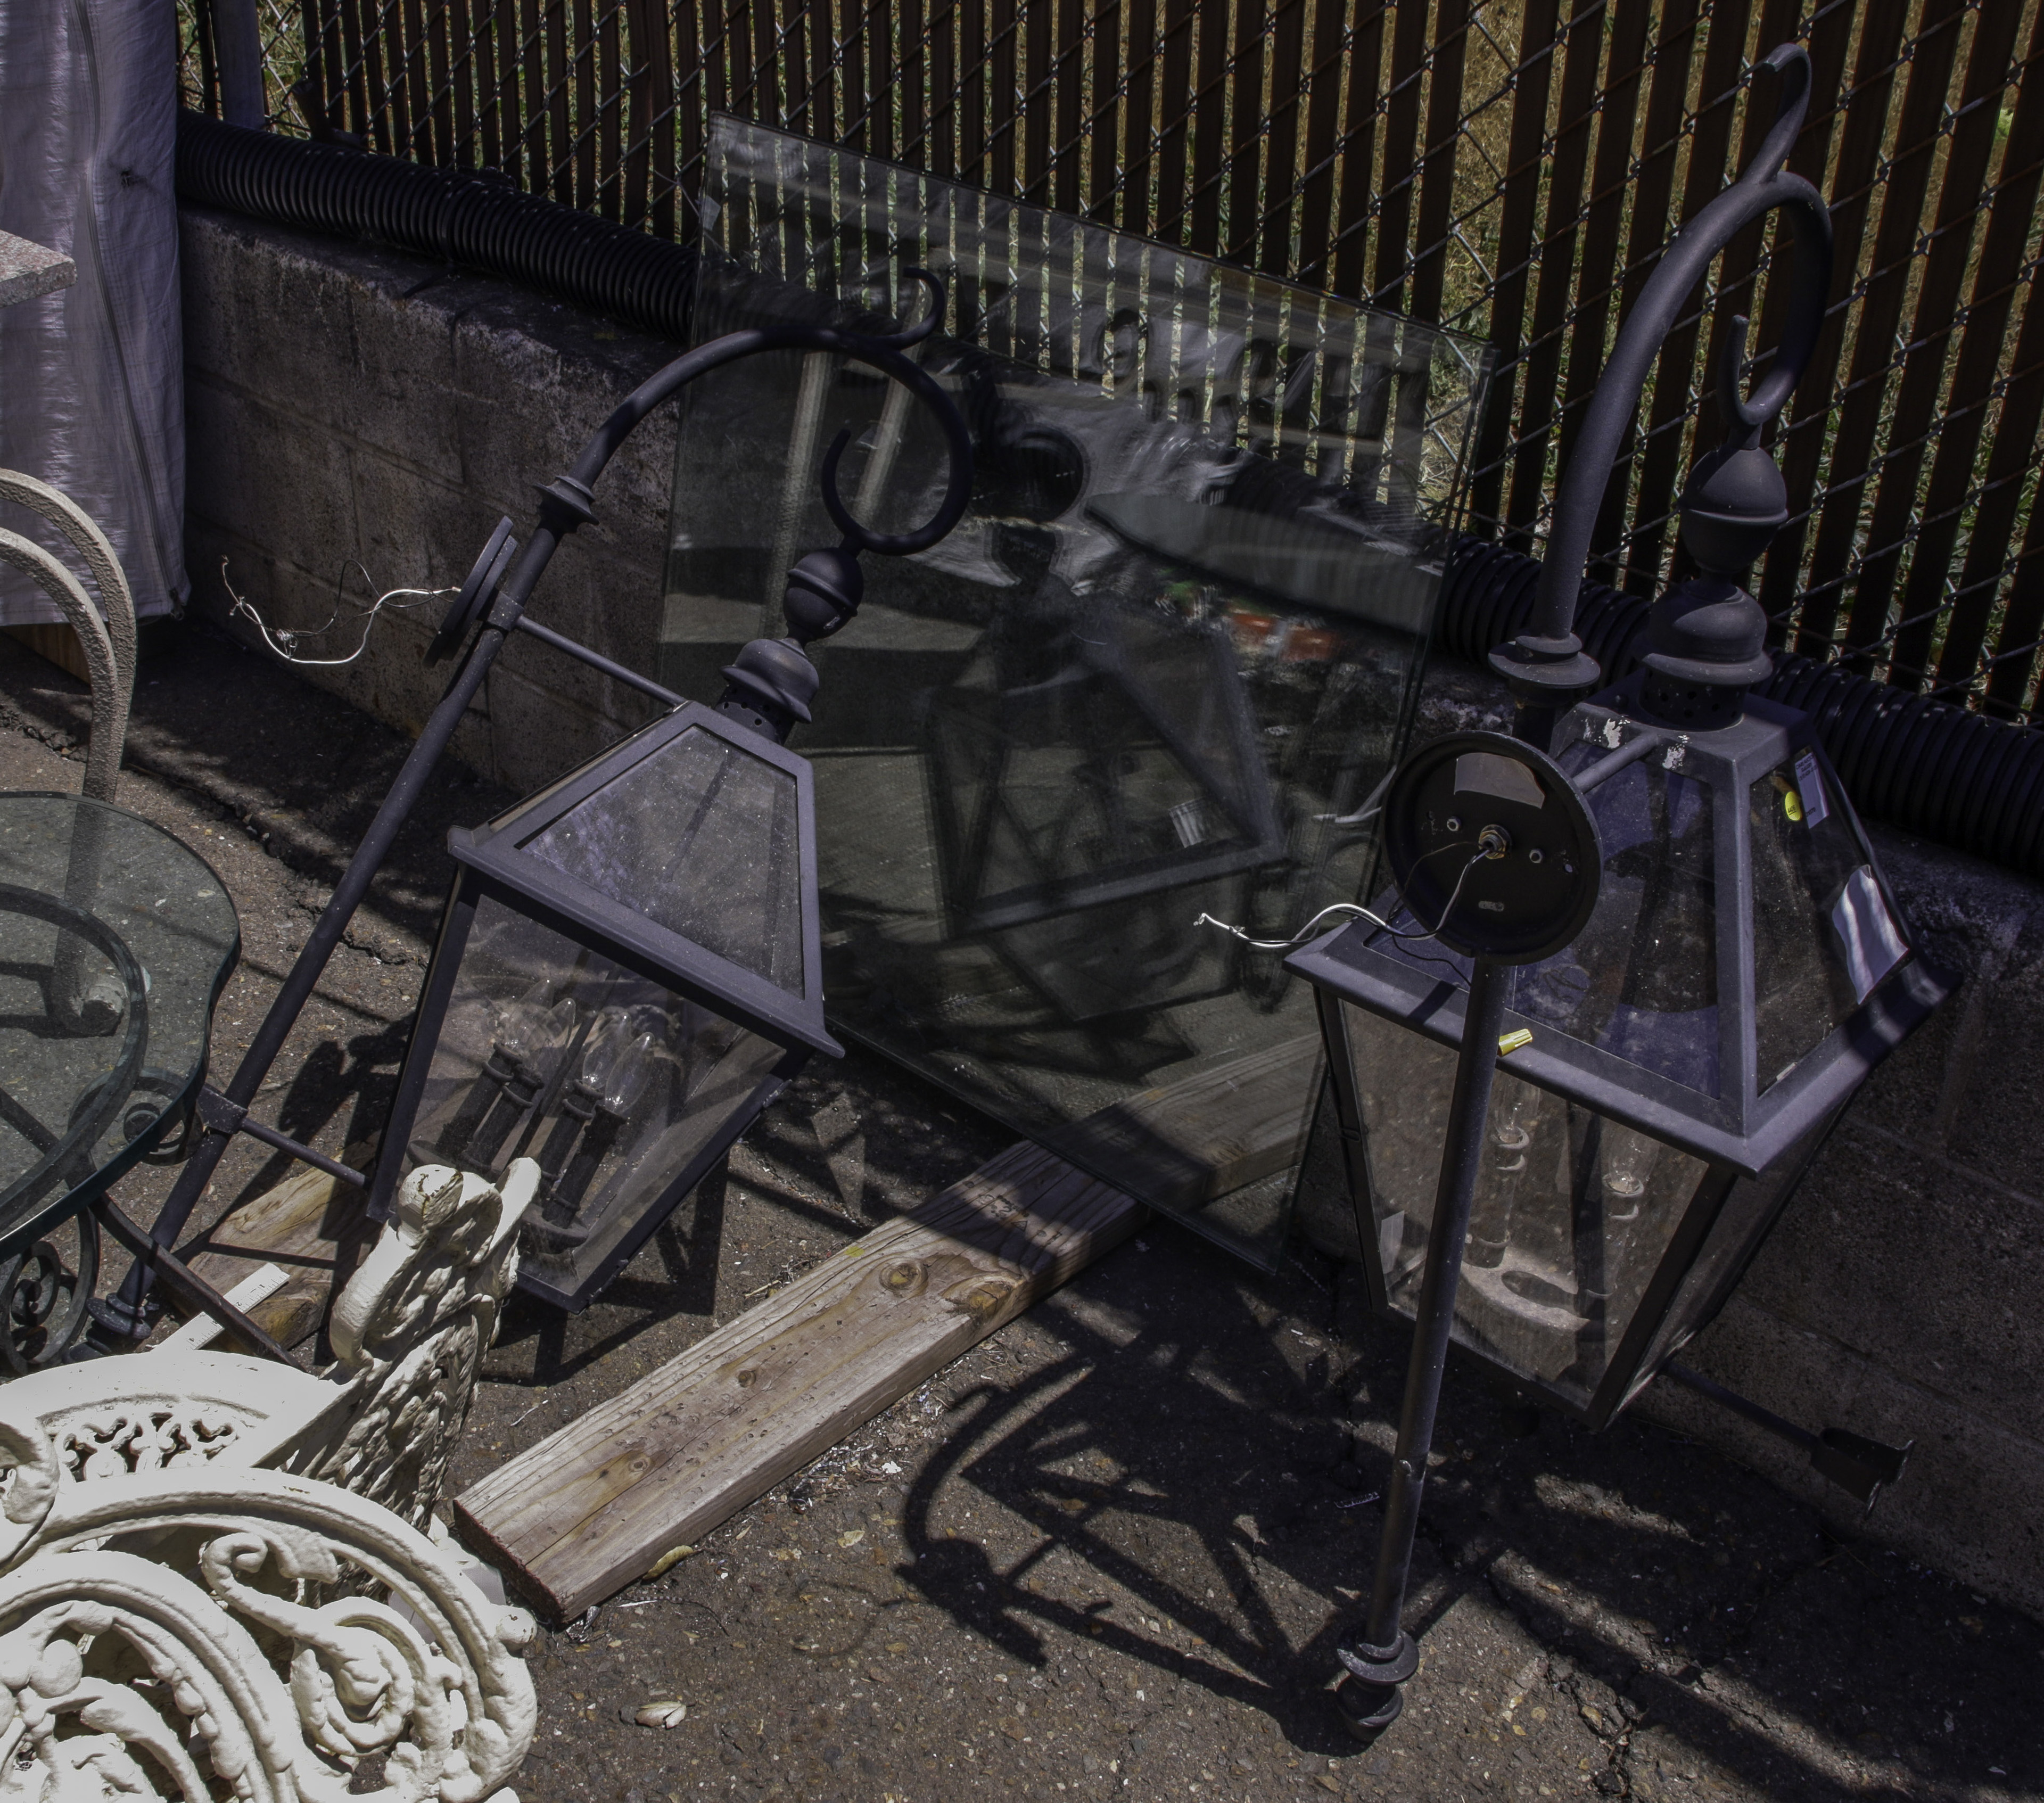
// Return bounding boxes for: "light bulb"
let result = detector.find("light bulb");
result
[1600,1124,1661,1212]
[600,1030,660,1116]
[577,1007,633,1089]
[497,990,576,1067]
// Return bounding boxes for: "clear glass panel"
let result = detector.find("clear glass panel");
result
[1343,1000,1712,1411]
[1511,747,1720,1097]
[1749,753,1901,1091]
[660,116,1491,1267]
[522,726,804,994]
[1619,1109,1834,1412]
[0,796,238,1231]
[404,895,785,1297]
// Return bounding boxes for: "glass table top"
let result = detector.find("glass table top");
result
[0,793,238,1245]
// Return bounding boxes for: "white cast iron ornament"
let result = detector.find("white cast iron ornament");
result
[0,1162,541,1800]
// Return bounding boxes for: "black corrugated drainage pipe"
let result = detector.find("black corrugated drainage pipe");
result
[1439,536,2044,878]
[175,110,702,345]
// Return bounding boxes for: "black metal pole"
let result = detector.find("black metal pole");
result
[1337,954,1509,1737]
[78,530,554,1349]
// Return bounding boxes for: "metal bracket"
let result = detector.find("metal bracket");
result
[195,1089,368,1190]
[1662,1362,1912,1511]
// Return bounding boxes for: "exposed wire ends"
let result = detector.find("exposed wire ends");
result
[1196,849,1490,953]
[223,557,456,667]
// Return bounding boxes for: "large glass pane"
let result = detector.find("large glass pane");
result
[660,116,1490,1266]
[522,726,804,993]
[1343,1000,1712,1411]
[403,895,785,1297]
[1749,752,1902,1091]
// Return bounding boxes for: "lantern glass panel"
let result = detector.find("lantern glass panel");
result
[656,114,1493,1267]
[402,895,786,1294]
[1518,750,1719,1096]
[1748,755,1903,1092]
[1343,1000,1714,1410]
[522,725,805,994]
[1370,752,1721,1098]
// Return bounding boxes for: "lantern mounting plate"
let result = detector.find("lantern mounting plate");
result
[1382,730,1602,965]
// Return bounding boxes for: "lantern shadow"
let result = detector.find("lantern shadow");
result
[883,1234,2036,1790]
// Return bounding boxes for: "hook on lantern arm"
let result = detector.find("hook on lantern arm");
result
[1491,43,1834,739]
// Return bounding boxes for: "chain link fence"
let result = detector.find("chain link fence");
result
[178,0,2044,722]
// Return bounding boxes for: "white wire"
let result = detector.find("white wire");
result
[1196,848,1490,952]
[221,557,456,668]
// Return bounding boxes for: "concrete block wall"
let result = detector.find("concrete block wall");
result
[183,207,680,795]
[181,208,2044,1618]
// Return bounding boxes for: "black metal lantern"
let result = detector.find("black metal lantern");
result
[1276,46,1952,1741]
[371,705,839,1308]
[1289,698,1946,1423]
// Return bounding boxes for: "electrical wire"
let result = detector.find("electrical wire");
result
[221,557,456,667]
[1196,846,1491,952]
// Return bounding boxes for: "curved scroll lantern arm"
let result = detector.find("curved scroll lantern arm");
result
[1493,43,1834,707]
[433,269,972,658]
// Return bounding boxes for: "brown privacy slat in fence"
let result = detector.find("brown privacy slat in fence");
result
[1369,0,1430,312]
[1599,0,1705,597]
[1259,0,1306,274]
[1502,0,1603,551]
[1868,6,2026,693]
[1405,0,1466,328]
[1767,0,1907,649]
[1799,0,1969,665]
[191,0,2044,728]
[1462,0,1555,534]
[1288,0,1346,290]
[1185,0,1227,251]
[1329,1,1384,303]
[1936,21,2044,707]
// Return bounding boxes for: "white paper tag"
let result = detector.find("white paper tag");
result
[1794,750,1829,828]
[1829,865,1907,1003]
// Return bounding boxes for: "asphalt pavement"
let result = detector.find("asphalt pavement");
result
[1,622,2035,1803]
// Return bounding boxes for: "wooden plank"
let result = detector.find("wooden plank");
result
[1040,1033,1318,1207]
[2,624,90,685]
[454,1033,1320,1619]
[178,1158,373,1353]
[456,1142,1143,1618]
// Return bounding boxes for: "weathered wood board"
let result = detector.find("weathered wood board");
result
[179,1158,372,1351]
[454,1034,1321,1620]
[455,1142,1141,1619]
[1042,1033,1320,1207]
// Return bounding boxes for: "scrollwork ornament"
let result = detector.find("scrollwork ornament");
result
[0,1441,534,1803]
[314,1164,533,1529]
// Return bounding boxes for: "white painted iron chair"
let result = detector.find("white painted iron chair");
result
[0,1160,540,1801]
[0,471,136,806]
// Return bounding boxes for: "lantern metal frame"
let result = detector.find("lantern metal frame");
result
[369,705,840,1309]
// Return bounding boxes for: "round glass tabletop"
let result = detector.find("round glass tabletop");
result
[0,794,238,1244]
